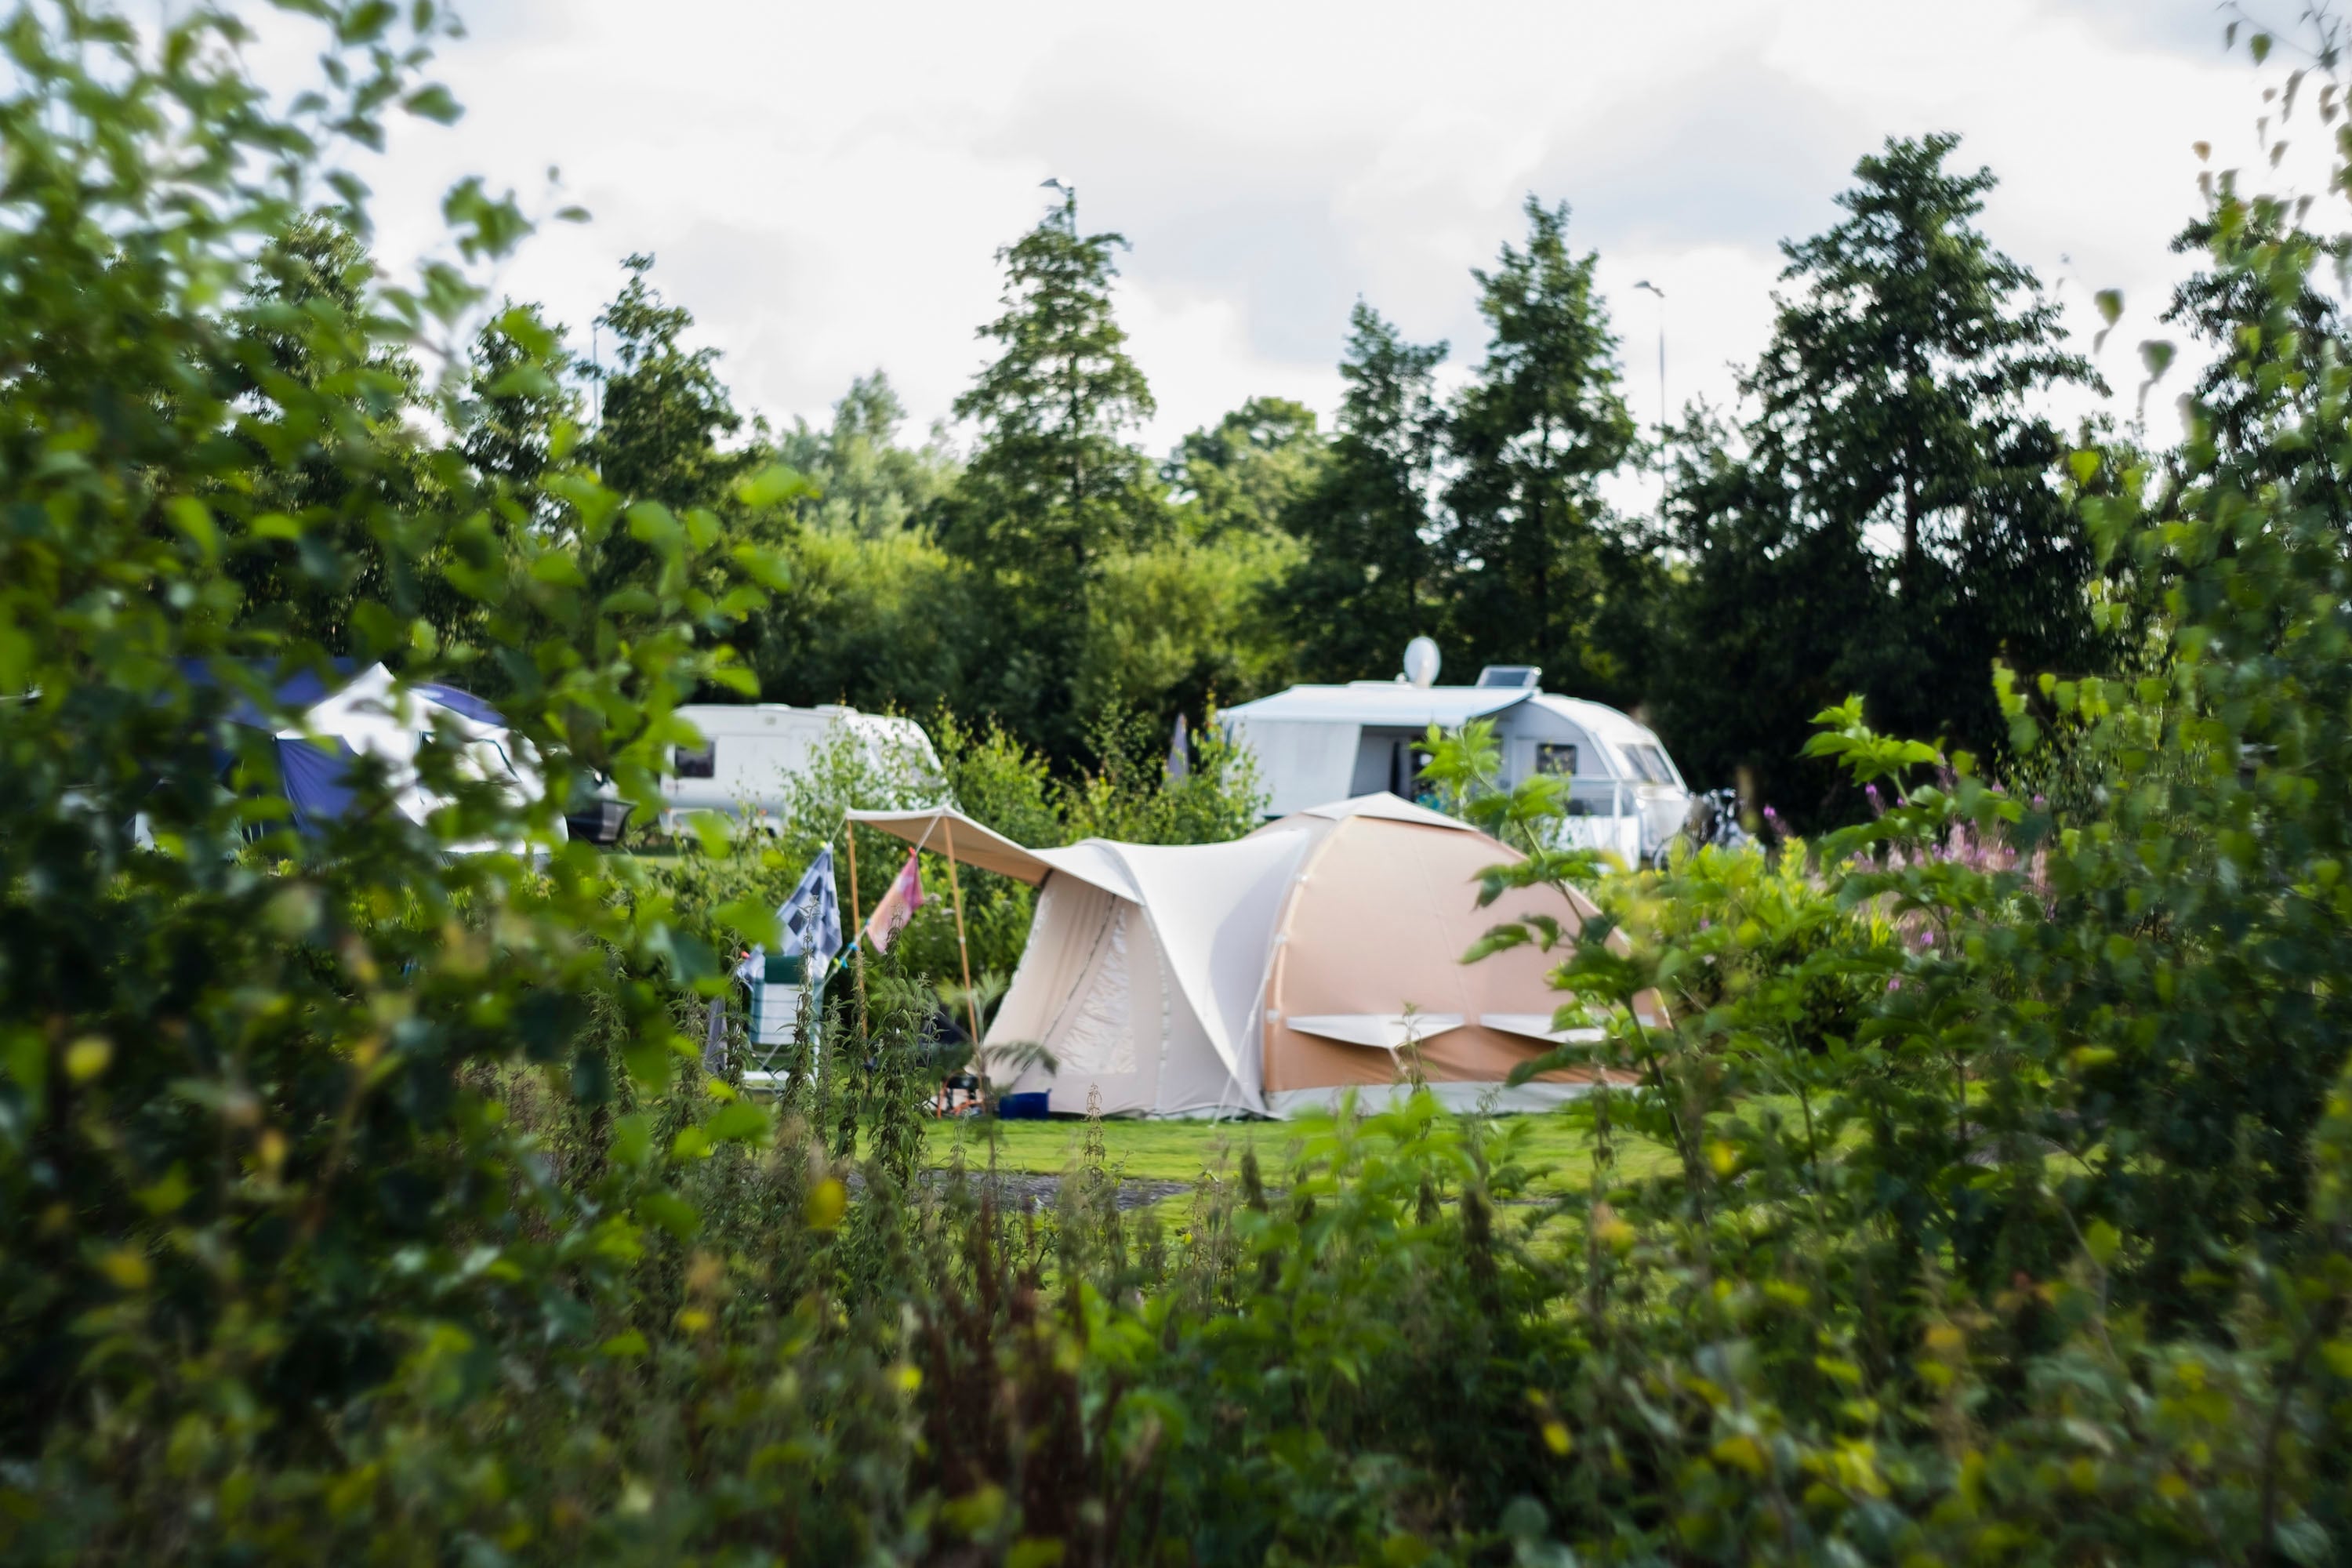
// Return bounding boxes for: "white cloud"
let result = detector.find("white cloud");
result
[319,0,2328,459]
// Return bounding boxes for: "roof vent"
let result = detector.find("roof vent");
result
[1474,665,1542,689]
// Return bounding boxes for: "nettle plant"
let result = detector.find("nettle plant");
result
[0,0,792,1534]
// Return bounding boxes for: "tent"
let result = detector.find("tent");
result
[253,663,554,851]
[847,793,1660,1118]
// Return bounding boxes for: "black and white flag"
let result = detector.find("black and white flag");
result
[777,845,844,968]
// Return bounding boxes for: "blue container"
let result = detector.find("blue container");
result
[996,1091,1050,1121]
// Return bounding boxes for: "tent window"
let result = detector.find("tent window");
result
[1535,743,1578,777]
[676,741,717,779]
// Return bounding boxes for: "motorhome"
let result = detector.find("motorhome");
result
[1220,647,1693,864]
[663,703,941,829]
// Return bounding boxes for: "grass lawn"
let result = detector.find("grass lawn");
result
[929,1105,1683,1200]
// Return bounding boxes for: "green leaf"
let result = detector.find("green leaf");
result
[637,1190,701,1240]
[166,497,218,561]
[712,896,780,949]
[401,83,461,124]
[704,1101,771,1144]
[738,463,815,509]
[612,1112,655,1171]
[625,501,683,547]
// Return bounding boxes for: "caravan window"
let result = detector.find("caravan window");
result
[1535,743,1578,777]
[1621,744,1675,785]
[676,740,717,779]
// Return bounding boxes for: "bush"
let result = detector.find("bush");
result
[4,5,2350,1566]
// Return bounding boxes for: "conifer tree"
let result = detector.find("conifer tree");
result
[1656,134,2104,820]
[942,190,1161,579]
[939,189,1164,756]
[1275,303,1449,680]
[1441,198,1646,698]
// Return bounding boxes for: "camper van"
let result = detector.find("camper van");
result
[1221,650,1693,864]
[663,703,941,829]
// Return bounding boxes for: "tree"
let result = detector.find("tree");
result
[941,191,1161,580]
[1273,303,1449,681]
[1656,135,2105,819]
[773,370,958,539]
[938,190,1165,757]
[1164,395,1328,543]
[462,300,583,503]
[587,253,755,514]
[583,254,775,609]
[227,212,461,656]
[1652,405,1876,816]
[2162,186,2347,475]
[1442,197,1646,699]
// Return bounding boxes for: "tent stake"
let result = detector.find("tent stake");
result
[940,818,984,1060]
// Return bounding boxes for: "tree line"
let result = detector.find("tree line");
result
[252,132,2118,824]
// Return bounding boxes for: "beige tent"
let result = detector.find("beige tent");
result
[846,794,1657,1117]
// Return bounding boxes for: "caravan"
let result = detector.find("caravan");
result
[1220,644,1695,865]
[663,703,941,830]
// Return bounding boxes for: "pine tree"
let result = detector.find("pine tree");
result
[1441,198,1644,697]
[1274,303,1448,680]
[1655,134,2105,821]
[938,190,1164,756]
[942,191,1161,579]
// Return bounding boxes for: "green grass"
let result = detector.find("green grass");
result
[930,1108,1683,1199]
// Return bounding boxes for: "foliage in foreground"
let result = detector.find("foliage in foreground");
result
[2,3,2351,1566]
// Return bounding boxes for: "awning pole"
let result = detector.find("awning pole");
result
[841,820,869,1033]
[940,818,984,1054]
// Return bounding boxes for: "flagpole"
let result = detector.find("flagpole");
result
[840,822,869,1031]
[939,818,983,1054]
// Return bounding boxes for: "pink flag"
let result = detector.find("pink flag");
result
[862,851,926,953]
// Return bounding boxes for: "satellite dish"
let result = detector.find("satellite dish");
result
[1403,637,1441,688]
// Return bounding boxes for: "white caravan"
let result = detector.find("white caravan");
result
[663,703,941,829]
[1220,648,1693,865]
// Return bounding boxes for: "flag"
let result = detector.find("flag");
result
[777,845,844,967]
[862,850,926,954]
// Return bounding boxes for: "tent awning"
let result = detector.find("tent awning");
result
[843,807,1061,885]
[842,810,1153,901]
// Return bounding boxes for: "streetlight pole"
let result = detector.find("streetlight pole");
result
[1633,280,1666,434]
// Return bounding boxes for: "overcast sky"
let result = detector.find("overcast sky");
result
[336,0,2333,467]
